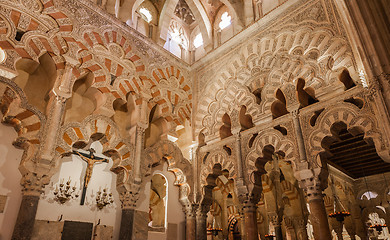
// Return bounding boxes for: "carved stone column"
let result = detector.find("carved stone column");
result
[12,173,49,240]
[269,213,283,240]
[118,187,140,240]
[284,217,296,240]
[292,110,331,240]
[185,204,198,240]
[243,201,259,240]
[196,205,209,240]
[295,218,309,240]
[299,176,331,240]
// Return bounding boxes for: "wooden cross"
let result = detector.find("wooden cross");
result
[72,149,109,205]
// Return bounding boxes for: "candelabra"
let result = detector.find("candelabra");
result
[96,188,114,210]
[53,179,79,204]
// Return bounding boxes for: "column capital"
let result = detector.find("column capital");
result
[242,201,257,212]
[295,168,327,202]
[196,204,210,218]
[268,213,281,227]
[21,172,50,196]
[119,186,140,209]
[283,216,294,229]
[184,203,198,218]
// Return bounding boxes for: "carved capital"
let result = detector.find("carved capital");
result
[119,191,139,209]
[184,203,198,218]
[366,79,381,100]
[21,172,50,196]
[242,201,257,212]
[268,213,281,227]
[197,204,210,218]
[295,166,327,202]
[283,216,294,229]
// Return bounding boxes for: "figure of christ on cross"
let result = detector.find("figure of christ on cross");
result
[72,149,109,205]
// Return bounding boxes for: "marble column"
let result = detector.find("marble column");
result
[185,205,197,240]
[12,195,40,240]
[284,217,296,240]
[295,219,309,240]
[119,208,135,240]
[243,201,259,240]
[307,195,332,240]
[196,207,208,240]
[118,189,140,240]
[269,213,283,240]
[12,173,47,240]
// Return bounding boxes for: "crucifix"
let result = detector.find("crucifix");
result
[72,148,109,205]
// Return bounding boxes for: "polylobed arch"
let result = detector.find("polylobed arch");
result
[0,76,44,163]
[157,0,212,50]
[307,103,390,168]
[194,26,356,136]
[246,128,298,178]
[144,140,193,206]
[200,80,259,137]
[200,150,236,187]
[56,115,134,190]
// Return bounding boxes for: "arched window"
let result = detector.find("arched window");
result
[139,7,152,23]
[136,1,158,37]
[214,6,233,46]
[193,33,203,48]
[219,12,232,30]
[165,20,188,59]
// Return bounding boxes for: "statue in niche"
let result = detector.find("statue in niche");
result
[149,174,167,228]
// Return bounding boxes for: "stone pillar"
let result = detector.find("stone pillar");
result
[12,173,48,240]
[305,185,332,240]
[269,213,283,240]
[243,201,259,240]
[185,204,197,240]
[292,110,331,240]
[196,206,208,240]
[295,219,309,240]
[118,188,140,240]
[119,208,135,240]
[284,217,296,240]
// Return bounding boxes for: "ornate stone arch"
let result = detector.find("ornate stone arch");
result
[144,140,193,206]
[307,103,390,167]
[194,26,356,137]
[0,3,70,74]
[201,80,259,137]
[246,128,298,177]
[149,66,192,125]
[68,27,146,103]
[200,150,236,187]
[56,115,134,188]
[0,76,44,166]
